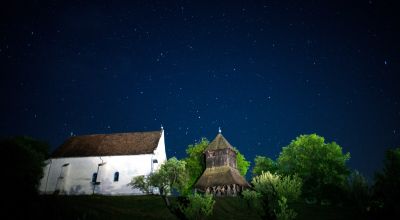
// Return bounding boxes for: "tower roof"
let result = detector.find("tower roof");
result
[195,166,250,190]
[205,133,234,151]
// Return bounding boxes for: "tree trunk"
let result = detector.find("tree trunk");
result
[159,187,187,220]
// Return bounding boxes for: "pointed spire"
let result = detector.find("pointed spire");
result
[161,124,164,131]
[218,127,222,134]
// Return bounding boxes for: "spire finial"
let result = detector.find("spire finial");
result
[161,124,164,130]
[218,127,222,134]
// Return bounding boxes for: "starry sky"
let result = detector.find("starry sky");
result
[1,0,399,179]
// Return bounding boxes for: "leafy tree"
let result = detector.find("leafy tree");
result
[234,147,251,176]
[1,136,49,198]
[373,147,400,217]
[277,134,350,202]
[346,170,370,212]
[183,138,209,194]
[130,157,187,207]
[243,171,302,220]
[252,156,278,177]
[129,157,216,220]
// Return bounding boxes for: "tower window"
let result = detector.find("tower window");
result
[153,159,158,163]
[114,172,119,182]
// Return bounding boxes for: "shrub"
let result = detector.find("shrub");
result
[243,171,302,220]
[181,193,215,220]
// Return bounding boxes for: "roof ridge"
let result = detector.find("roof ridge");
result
[205,133,234,151]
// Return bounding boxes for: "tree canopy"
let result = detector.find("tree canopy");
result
[183,138,209,194]
[252,155,278,177]
[130,157,187,197]
[1,136,49,206]
[277,134,350,201]
[373,147,400,216]
[233,147,251,176]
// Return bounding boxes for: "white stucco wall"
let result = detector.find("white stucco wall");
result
[39,131,167,195]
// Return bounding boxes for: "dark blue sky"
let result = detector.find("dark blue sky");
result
[1,0,399,179]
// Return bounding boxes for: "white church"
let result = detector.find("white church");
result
[39,128,167,195]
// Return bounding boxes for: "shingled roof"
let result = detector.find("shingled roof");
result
[205,133,234,151]
[195,166,250,190]
[52,130,162,158]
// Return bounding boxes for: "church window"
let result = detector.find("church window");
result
[114,172,119,182]
[92,173,97,183]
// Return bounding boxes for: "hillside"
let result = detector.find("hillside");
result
[24,195,361,220]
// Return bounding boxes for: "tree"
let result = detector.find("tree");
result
[1,137,49,197]
[129,157,216,220]
[182,138,250,193]
[234,147,251,176]
[130,157,187,206]
[183,138,209,195]
[243,171,302,220]
[373,147,400,217]
[252,156,278,177]
[346,170,370,212]
[277,134,350,202]
[130,157,188,218]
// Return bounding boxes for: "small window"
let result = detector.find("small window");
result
[114,172,119,182]
[153,159,158,163]
[92,173,97,183]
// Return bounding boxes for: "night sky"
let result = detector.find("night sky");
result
[1,1,399,179]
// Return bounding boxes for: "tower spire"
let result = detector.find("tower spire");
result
[161,124,164,131]
[218,127,222,134]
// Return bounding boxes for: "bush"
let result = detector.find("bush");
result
[181,193,215,220]
[243,171,302,220]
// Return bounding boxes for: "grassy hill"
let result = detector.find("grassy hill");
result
[26,195,362,220]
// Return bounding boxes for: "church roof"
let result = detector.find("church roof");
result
[205,133,234,151]
[52,130,162,158]
[195,166,250,190]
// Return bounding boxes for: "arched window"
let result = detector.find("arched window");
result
[92,173,97,183]
[114,172,119,182]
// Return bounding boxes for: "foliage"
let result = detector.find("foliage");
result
[276,197,297,220]
[252,155,278,177]
[129,157,187,197]
[243,171,302,220]
[233,147,251,176]
[1,136,49,198]
[183,138,209,195]
[346,170,370,211]
[129,175,152,194]
[181,193,215,220]
[129,157,213,220]
[373,147,400,217]
[277,134,350,202]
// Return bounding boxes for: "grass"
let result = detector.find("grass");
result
[22,195,362,219]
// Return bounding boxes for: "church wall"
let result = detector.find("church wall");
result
[39,134,167,195]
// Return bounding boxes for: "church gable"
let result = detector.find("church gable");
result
[52,130,162,158]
